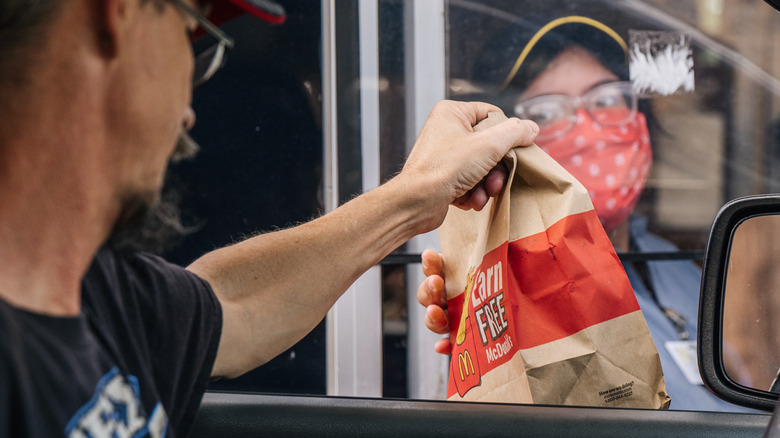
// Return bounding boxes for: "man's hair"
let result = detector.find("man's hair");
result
[0,0,165,83]
[0,0,59,87]
[1,0,191,255]
[106,186,195,255]
[107,134,201,255]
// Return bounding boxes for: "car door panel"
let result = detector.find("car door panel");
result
[191,392,770,437]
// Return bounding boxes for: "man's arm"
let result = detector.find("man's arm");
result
[187,101,538,379]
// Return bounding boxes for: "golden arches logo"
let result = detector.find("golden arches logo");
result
[458,350,476,381]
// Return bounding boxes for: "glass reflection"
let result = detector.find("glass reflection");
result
[723,214,780,393]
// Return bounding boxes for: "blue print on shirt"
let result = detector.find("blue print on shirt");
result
[65,367,168,437]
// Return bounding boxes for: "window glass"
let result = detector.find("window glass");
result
[162,1,326,395]
[377,0,410,399]
[161,0,780,407]
[447,0,780,254]
[441,0,779,411]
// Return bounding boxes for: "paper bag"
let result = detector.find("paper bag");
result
[440,112,670,408]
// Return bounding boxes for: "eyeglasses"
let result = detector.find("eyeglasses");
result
[513,81,637,141]
[168,0,235,88]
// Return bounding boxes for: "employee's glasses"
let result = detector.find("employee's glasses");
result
[513,81,638,141]
[169,0,235,88]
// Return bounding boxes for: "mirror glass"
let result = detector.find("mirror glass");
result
[723,214,780,393]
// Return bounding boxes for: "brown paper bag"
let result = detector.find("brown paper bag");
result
[441,112,670,408]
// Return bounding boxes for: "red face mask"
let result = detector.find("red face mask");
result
[538,109,652,233]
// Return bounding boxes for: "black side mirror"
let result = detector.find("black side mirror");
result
[699,194,780,411]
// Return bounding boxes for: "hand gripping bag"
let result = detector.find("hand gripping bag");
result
[440,113,670,408]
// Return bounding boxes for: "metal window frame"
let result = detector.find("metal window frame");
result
[323,0,383,397]
[322,0,447,398]
[403,0,449,400]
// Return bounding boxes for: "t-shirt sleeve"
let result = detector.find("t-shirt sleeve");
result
[83,249,223,436]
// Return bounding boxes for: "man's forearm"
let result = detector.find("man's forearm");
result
[191,101,539,380]
[189,176,433,379]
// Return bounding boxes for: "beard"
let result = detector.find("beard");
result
[106,133,199,254]
[105,188,191,255]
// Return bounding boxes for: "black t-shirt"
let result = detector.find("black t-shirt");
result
[0,248,222,437]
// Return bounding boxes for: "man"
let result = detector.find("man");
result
[0,0,538,435]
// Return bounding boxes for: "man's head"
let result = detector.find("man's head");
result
[0,0,284,253]
[105,0,285,252]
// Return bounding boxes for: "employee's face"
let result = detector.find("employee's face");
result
[514,47,651,234]
[518,46,619,103]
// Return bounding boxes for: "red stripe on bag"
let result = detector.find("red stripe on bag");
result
[447,209,639,398]
[506,209,639,349]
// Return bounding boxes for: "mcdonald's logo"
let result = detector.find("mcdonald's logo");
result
[451,308,481,396]
[458,350,475,381]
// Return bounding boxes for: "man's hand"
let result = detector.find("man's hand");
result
[452,164,509,211]
[198,100,536,378]
[409,102,536,355]
[399,100,538,233]
[417,249,452,355]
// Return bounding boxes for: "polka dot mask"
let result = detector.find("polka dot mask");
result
[538,108,652,232]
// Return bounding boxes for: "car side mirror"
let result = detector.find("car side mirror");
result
[699,194,780,411]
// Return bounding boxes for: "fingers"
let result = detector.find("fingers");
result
[402,102,536,219]
[434,337,452,355]
[419,249,452,353]
[419,250,449,334]
[451,113,525,212]
[461,101,506,127]
[452,161,509,211]
[467,185,488,210]
[453,185,487,211]
[476,116,539,151]
[421,249,444,277]
[418,250,445,307]
[466,116,538,175]
[417,270,445,307]
[425,304,449,334]
[484,163,508,198]
[452,193,471,210]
